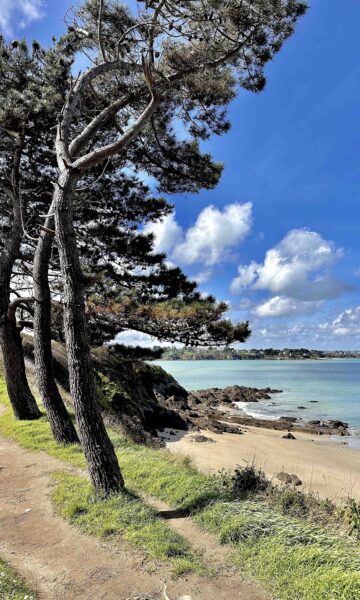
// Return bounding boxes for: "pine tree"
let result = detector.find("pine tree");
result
[0,38,78,440]
[46,0,307,494]
[0,39,43,420]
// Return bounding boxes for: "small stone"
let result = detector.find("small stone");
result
[190,434,215,443]
[276,472,293,484]
[282,432,296,439]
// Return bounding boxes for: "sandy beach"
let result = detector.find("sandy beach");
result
[161,426,360,502]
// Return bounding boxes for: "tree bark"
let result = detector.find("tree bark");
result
[0,130,41,420]
[53,170,124,493]
[33,212,79,444]
[0,319,42,419]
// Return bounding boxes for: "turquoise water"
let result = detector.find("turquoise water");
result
[154,359,360,435]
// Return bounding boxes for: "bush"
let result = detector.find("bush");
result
[222,463,270,500]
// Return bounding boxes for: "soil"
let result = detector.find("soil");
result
[0,431,267,600]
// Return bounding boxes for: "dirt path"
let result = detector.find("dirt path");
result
[0,433,267,600]
[141,494,239,576]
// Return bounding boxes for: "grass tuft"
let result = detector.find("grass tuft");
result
[0,558,36,600]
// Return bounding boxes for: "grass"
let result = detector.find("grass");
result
[0,558,36,600]
[0,377,224,511]
[194,500,360,599]
[52,472,204,576]
[0,378,204,576]
[1,374,360,598]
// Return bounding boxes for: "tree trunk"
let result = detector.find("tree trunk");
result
[0,319,42,420]
[54,170,124,493]
[0,129,41,420]
[33,212,79,444]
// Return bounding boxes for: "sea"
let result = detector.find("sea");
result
[154,359,360,447]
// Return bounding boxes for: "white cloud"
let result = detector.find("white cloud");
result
[173,202,252,266]
[193,270,212,284]
[231,229,349,318]
[143,212,182,254]
[144,202,252,267]
[115,330,181,348]
[0,0,45,35]
[321,305,360,337]
[231,229,344,301]
[254,296,322,317]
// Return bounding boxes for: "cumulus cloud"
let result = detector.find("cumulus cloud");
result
[231,229,344,300]
[144,202,252,267]
[231,229,349,318]
[143,212,182,254]
[173,202,252,266]
[320,305,360,337]
[0,0,45,35]
[254,296,322,317]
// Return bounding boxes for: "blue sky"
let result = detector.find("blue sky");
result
[4,1,360,349]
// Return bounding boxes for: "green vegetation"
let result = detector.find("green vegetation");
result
[52,472,203,576]
[0,558,36,600]
[195,501,360,600]
[1,376,360,598]
[158,346,360,360]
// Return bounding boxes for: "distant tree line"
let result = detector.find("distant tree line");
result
[156,347,360,360]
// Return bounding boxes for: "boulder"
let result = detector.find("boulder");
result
[190,434,216,443]
[276,472,293,484]
[276,472,302,486]
[282,432,296,439]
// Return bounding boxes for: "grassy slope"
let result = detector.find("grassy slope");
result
[0,558,36,600]
[0,379,203,577]
[1,376,360,598]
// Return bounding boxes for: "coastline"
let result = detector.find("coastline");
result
[160,425,360,502]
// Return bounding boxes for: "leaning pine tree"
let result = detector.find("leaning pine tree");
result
[0,38,79,441]
[0,39,43,420]
[42,0,307,494]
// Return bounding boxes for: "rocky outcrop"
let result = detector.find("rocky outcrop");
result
[188,385,282,407]
[22,338,191,446]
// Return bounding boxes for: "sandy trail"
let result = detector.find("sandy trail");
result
[162,427,360,502]
[0,433,266,600]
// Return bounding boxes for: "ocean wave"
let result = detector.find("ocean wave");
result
[235,401,280,421]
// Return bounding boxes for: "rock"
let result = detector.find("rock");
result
[190,434,216,443]
[279,416,298,422]
[282,432,296,439]
[297,406,307,409]
[309,400,319,403]
[276,472,302,486]
[308,420,321,425]
[169,430,176,436]
[290,474,302,486]
[188,385,282,408]
[276,472,293,484]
